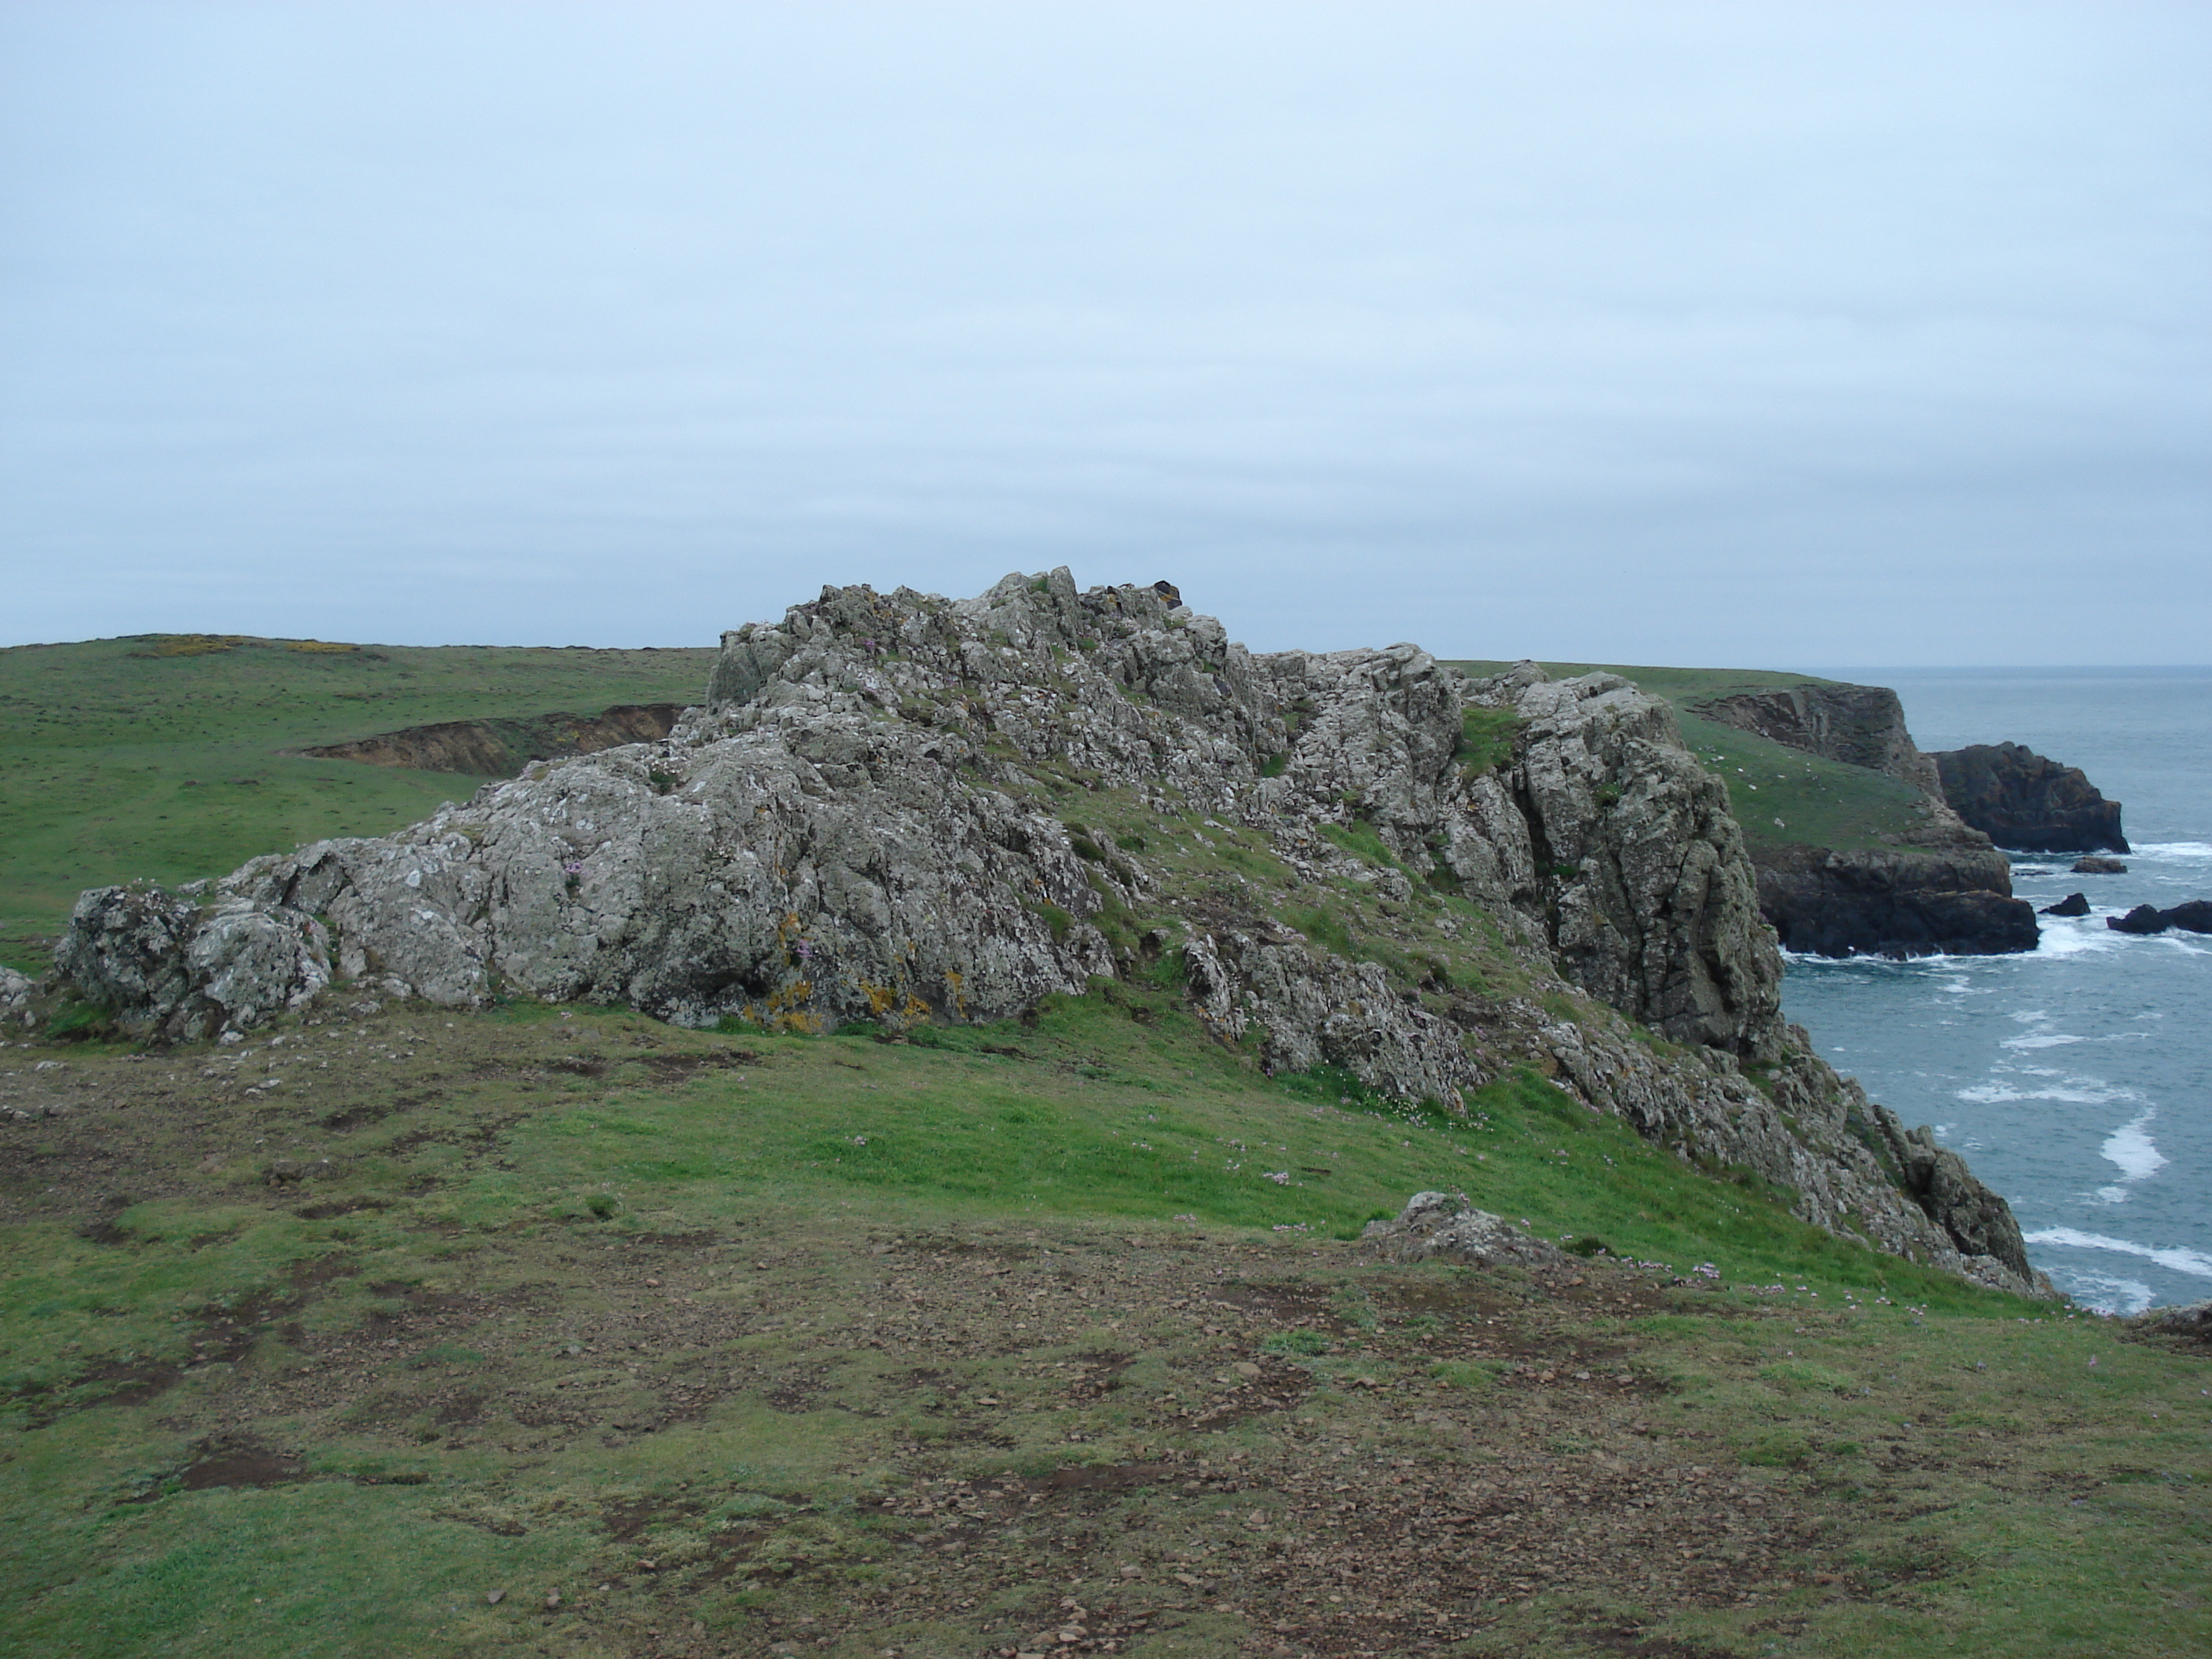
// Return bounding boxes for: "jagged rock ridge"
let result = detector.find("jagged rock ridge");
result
[51,570,2044,1296]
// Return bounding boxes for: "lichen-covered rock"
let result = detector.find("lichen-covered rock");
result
[0,967,35,1029]
[1477,669,1784,1056]
[53,885,328,1041]
[1361,1190,1568,1269]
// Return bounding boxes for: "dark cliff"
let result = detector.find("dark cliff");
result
[1929,742,2128,854]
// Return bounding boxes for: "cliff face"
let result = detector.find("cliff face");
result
[1930,742,2128,854]
[302,703,683,776]
[50,573,2044,1297]
[1753,845,2038,958]
[1698,683,1943,797]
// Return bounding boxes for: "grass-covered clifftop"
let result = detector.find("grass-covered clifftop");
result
[1449,663,1943,857]
[0,636,716,974]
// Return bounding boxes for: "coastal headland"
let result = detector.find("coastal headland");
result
[1,579,2203,1658]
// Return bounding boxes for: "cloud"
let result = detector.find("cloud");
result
[2,2,2206,662]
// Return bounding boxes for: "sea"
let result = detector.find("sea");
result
[1781,668,2212,1315]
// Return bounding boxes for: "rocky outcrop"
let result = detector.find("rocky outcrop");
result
[303,704,683,776]
[2107,901,2212,936]
[1929,743,2127,854]
[2074,856,2127,875]
[1753,845,2038,958]
[2040,892,2091,917]
[50,571,2043,1296]
[1870,1116,2038,1287]
[1359,1191,1567,1269]
[2126,1299,2212,1346]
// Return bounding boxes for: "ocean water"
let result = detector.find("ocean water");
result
[1780,668,2212,1315]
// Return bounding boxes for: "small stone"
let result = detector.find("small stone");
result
[1233,1361,1262,1379]
[485,1589,504,1605]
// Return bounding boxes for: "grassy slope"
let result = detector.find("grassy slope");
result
[0,636,717,973]
[2,1001,2203,1658]
[1448,661,1936,856]
[1,644,2204,1657]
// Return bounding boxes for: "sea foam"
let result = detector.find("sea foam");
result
[2022,1227,2212,1282]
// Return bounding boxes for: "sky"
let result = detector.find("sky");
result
[2,2,2207,666]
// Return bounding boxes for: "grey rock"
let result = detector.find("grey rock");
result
[53,886,329,1042]
[2040,892,2091,917]
[2072,856,2127,875]
[0,967,34,1029]
[1361,1191,1568,1269]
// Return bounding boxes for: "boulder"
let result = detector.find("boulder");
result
[2039,892,2091,917]
[2071,856,2127,875]
[1360,1191,1567,1269]
[0,967,35,1029]
[53,885,330,1041]
[1929,742,2127,854]
[2107,905,2170,936]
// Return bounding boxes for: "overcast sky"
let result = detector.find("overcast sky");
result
[3,2,2206,665]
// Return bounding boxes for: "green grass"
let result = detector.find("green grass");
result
[0,635,716,972]
[3,991,2203,1657]
[4,639,2206,1655]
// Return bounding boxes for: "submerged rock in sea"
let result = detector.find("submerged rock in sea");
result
[2108,904,2171,936]
[2073,856,2128,875]
[2106,899,2212,936]
[50,569,2048,1297]
[2040,892,2092,917]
